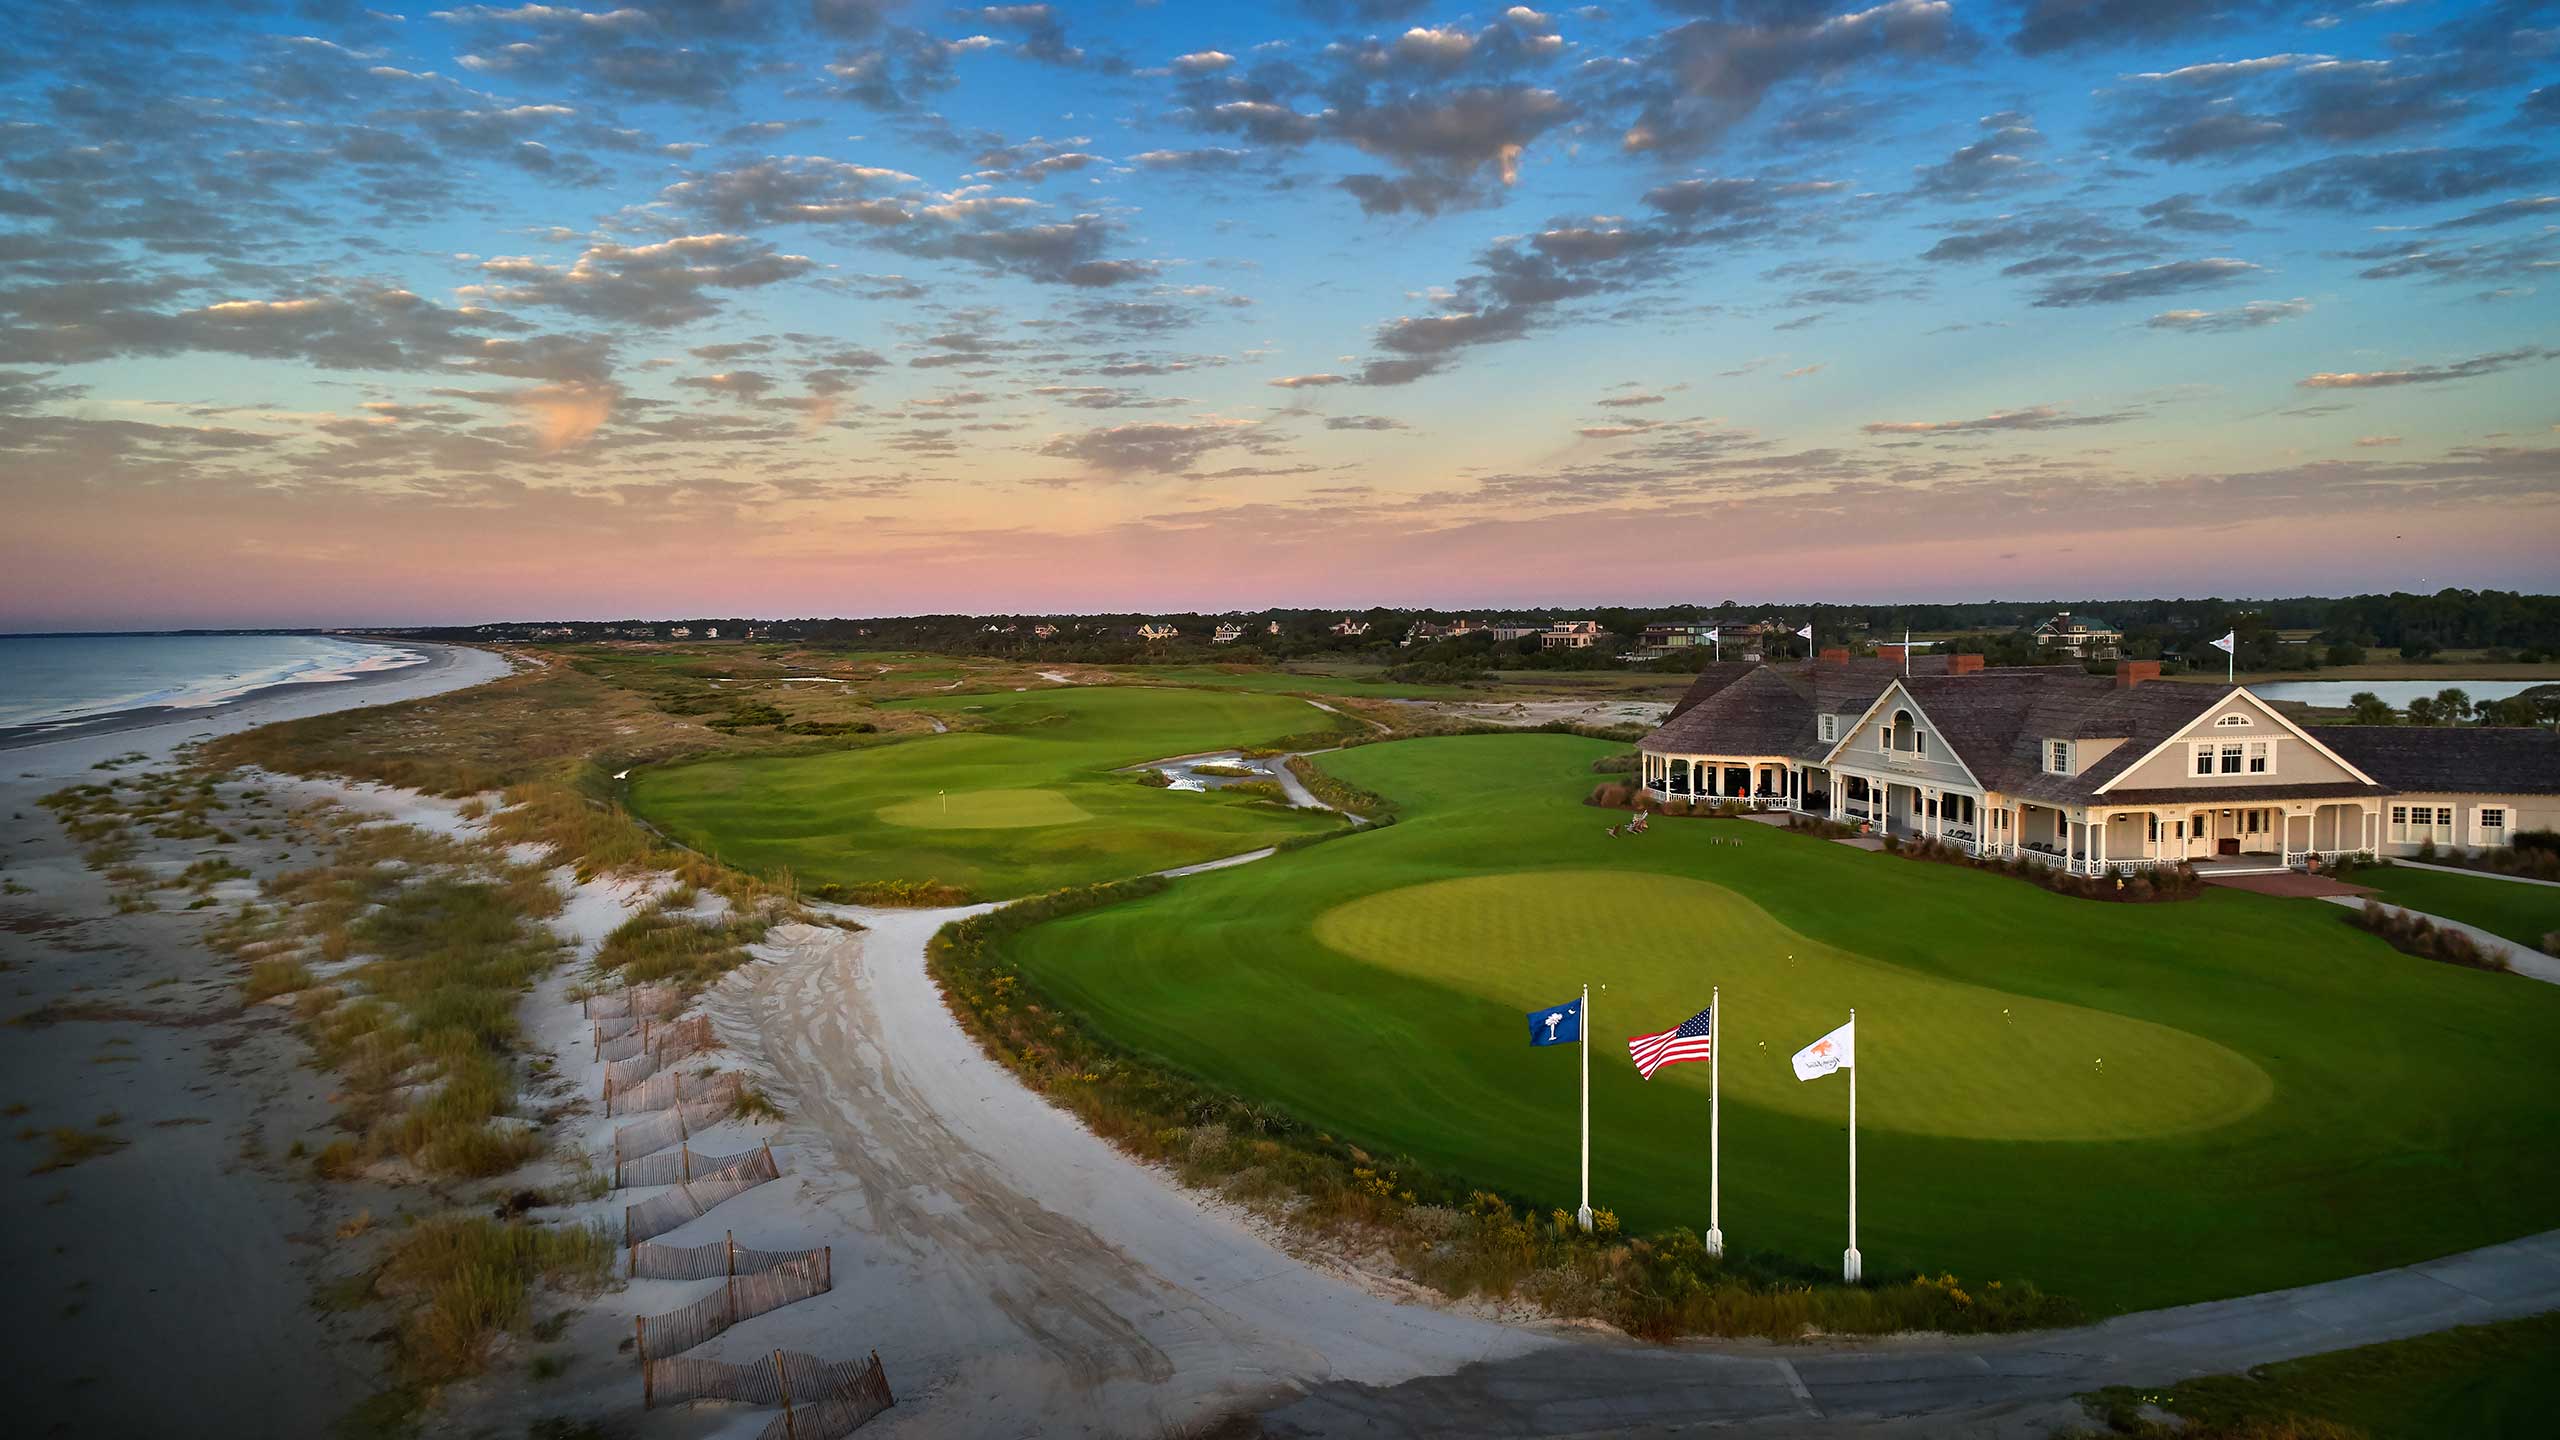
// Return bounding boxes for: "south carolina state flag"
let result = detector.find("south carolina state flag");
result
[1528,999,1582,1046]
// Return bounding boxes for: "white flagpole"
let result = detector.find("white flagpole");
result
[1576,983,1594,1233]
[2228,639,2235,686]
[1843,1006,1862,1283]
[1705,985,1723,1257]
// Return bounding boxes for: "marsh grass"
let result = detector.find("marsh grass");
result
[370,1214,613,1383]
[592,909,771,995]
[29,1126,130,1174]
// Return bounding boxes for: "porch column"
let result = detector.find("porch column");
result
[2278,808,2289,868]
[2094,812,2107,871]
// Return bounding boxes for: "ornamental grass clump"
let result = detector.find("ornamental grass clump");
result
[2347,902,2507,972]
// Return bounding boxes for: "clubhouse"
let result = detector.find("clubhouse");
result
[1636,652,2559,877]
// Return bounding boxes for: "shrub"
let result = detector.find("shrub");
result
[1589,752,1639,774]
[2347,901,2508,972]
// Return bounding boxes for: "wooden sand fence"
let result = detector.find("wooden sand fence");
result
[646,1346,891,1423]
[607,1065,744,1119]
[630,1234,827,1281]
[601,1015,716,1105]
[611,1088,744,1170]
[636,1248,835,1397]
[623,1143,781,1247]
[585,983,682,1021]
[617,1142,774,1191]
[752,1351,895,1440]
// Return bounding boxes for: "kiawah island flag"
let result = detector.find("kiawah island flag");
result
[1792,1020,1854,1081]
[1527,999,1582,1046]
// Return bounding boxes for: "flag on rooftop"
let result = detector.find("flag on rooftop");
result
[1795,623,1813,641]
[1792,1020,1854,1081]
[2210,630,2236,653]
[1528,998,1582,1047]
[1628,1006,1713,1079]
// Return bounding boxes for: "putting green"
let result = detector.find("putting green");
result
[877,789,1091,829]
[1313,871,2273,1141]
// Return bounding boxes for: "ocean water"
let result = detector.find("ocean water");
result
[2250,678,2543,708]
[0,634,428,730]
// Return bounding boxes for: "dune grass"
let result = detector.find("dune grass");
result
[629,686,1352,901]
[996,733,2560,1315]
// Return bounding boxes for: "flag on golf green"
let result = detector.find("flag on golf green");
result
[1792,1020,1853,1081]
[1528,998,1581,1046]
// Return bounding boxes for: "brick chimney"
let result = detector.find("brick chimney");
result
[1875,643,1907,664]
[1818,646,1850,666]
[2116,659,2160,689]
[1948,653,1985,676]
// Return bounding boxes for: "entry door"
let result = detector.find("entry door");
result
[2188,812,2212,858]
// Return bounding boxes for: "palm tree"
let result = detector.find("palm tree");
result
[2407,696,2440,726]
[2434,688,2473,724]
[2348,692,2394,726]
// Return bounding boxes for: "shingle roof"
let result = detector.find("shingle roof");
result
[2307,725,2560,795]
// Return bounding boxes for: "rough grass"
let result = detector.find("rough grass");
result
[995,733,2560,1316]
[372,1215,613,1383]
[2073,1311,2560,1440]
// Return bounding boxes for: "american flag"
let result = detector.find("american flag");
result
[1628,1007,1714,1080]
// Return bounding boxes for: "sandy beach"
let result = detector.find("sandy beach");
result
[0,642,511,1436]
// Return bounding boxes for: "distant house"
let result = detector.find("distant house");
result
[1212,623,1245,644]
[1640,622,1717,650]
[1136,622,1179,643]
[1266,620,1283,636]
[2032,612,2122,660]
[1403,620,1452,647]
[1331,617,1371,638]
[1542,620,1603,650]
[1486,621,1544,641]
[1032,623,1059,639]
[669,626,692,639]
[703,626,719,639]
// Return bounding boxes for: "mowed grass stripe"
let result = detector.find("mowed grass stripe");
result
[629,686,1348,899]
[1004,733,2560,1314]
[1312,871,2272,1141]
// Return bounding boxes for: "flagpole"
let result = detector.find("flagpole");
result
[1705,985,1722,1257]
[1843,1006,1861,1283]
[1576,983,1593,1234]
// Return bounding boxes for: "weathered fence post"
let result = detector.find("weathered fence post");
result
[726,1228,738,1325]
[774,1347,799,1440]
[637,1317,651,1409]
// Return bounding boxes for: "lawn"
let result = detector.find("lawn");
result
[2347,864,2560,952]
[998,733,2560,1315]
[2082,1311,2560,1439]
[626,686,1351,900]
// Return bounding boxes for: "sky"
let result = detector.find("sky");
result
[2,0,2557,630]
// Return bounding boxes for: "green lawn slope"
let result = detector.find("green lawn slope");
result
[2350,864,2560,952]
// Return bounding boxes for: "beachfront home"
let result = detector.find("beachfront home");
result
[1033,623,1059,639]
[2030,611,2122,660]
[1136,622,1179,643]
[1640,622,1718,650]
[1543,620,1604,650]
[1212,623,1246,644]
[1332,617,1371,637]
[1635,652,2559,875]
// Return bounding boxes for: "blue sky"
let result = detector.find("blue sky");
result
[2,1,2555,627]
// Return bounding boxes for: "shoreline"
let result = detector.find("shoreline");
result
[0,639,485,755]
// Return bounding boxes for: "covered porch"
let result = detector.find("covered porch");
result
[2000,799,2378,876]
[1639,753,1800,810]
[1828,771,1984,846]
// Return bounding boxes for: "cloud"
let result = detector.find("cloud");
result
[1909,112,2049,199]
[2012,1,2321,57]
[1862,404,2135,434]
[2146,298,2312,332]
[1596,391,1664,408]
[509,380,616,452]
[1039,418,1261,472]
[1616,0,1970,157]
[471,234,814,327]
[2297,347,2556,388]
[2226,147,2553,212]
[1325,414,1406,430]
[2139,194,2249,234]
[1269,373,1349,388]
[2032,258,2261,308]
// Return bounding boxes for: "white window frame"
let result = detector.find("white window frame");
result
[2193,743,2215,776]
[1819,714,1838,743]
[2247,741,2270,775]
[2214,713,2250,728]
[2046,740,2072,775]
[2477,807,2508,845]
[2220,743,2245,775]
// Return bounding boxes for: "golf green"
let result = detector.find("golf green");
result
[629,686,1349,899]
[1001,732,2560,1314]
[1313,872,2271,1141]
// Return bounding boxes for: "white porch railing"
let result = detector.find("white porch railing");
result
[1640,786,1796,811]
[2289,848,2375,870]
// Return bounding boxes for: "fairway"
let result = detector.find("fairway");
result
[1000,733,2560,1314]
[628,686,1349,899]
[1315,872,2270,1141]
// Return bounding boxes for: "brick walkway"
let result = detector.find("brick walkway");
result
[2201,870,2375,898]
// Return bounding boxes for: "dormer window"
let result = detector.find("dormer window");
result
[2046,740,2072,775]
[1819,714,1838,743]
